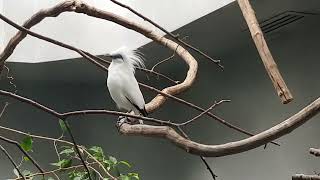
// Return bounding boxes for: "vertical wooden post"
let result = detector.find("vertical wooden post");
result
[237,0,293,104]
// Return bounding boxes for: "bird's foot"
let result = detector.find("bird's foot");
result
[116,116,144,130]
[116,116,128,128]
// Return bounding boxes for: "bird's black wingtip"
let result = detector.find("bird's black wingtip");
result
[141,107,148,117]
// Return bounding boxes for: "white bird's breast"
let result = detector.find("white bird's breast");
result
[107,63,145,113]
[107,65,130,110]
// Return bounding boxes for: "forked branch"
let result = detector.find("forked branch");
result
[0,1,263,143]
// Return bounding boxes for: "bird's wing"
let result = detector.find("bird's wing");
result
[122,75,147,115]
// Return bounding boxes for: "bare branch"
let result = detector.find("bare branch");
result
[177,127,217,179]
[14,162,98,180]
[309,148,320,157]
[0,2,259,140]
[0,102,9,118]
[141,84,280,146]
[0,144,25,179]
[237,0,293,104]
[0,135,44,173]
[60,120,92,180]
[151,46,178,72]
[178,100,230,126]
[109,0,223,69]
[0,125,115,179]
[292,174,320,180]
[119,97,320,157]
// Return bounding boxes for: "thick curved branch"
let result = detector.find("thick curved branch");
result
[109,0,223,69]
[119,97,320,157]
[0,89,290,157]
[0,0,197,116]
[0,1,262,140]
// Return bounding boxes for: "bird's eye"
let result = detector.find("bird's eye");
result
[112,54,123,60]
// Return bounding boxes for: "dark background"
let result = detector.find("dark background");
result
[0,0,320,179]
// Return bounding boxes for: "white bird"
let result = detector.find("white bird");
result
[105,47,147,124]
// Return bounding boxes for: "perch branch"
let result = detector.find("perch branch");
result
[309,148,320,157]
[237,0,293,104]
[0,89,278,147]
[0,89,289,157]
[0,144,25,179]
[109,0,223,69]
[292,174,320,180]
[0,6,264,143]
[119,97,320,157]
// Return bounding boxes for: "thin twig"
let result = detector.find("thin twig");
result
[0,102,9,118]
[4,65,18,94]
[0,89,280,146]
[61,120,92,180]
[85,53,179,85]
[177,127,217,179]
[0,135,44,174]
[141,84,280,146]
[0,144,25,179]
[109,0,223,69]
[178,100,230,126]
[0,11,260,142]
[0,125,115,179]
[14,162,98,180]
[151,51,176,72]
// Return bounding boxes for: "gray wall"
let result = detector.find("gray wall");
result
[0,0,320,180]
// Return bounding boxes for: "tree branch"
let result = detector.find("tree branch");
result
[0,2,262,142]
[0,144,25,179]
[119,97,320,157]
[309,148,320,157]
[0,125,116,179]
[109,0,223,69]
[0,135,44,174]
[237,0,293,104]
[60,120,92,180]
[292,174,320,180]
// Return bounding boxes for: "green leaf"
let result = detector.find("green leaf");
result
[119,175,130,180]
[51,159,72,168]
[47,177,55,180]
[118,161,131,168]
[22,170,32,177]
[20,136,33,152]
[109,156,117,164]
[89,146,105,161]
[59,119,67,132]
[59,148,74,156]
[128,173,140,180]
[23,156,30,161]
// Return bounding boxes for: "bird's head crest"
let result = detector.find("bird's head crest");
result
[107,46,145,73]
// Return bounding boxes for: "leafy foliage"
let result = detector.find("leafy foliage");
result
[20,135,33,152]
[16,132,139,180]
[48,145,139,179]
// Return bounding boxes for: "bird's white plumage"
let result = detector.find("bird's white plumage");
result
[106,47,146,117]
